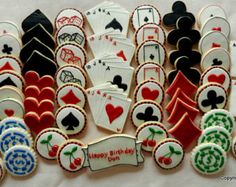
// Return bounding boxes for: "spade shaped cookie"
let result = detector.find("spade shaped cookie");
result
[20,38,54,63]
[22,9,53,34]
[22,51,57,77]
[167,16,200,45]
[22,24,55,50]
[169,37,201,66]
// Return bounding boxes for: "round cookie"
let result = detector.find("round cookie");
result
[0,21,21,38]
[131,100,163,128]
[153,138,184,170]
[232,136,236,158]
[200,109,235,134]
[0,86,24,102]
[55,64,87,88]
[200,66,231,91]
[200,48,230,72]
[55,43,87,67]
[135,62,166,86]
[55,104,87,136]
[0,33,21,57]
[3,145,37,176]
[134,23,166,46]
[195,83,227,113]
[198,31,229,54]
[35,128,69,160]
[0,158,5,182]
[55,24,86,47]
[191,143,227,175]
[0,70,24,89]
[133,80,164,105]
[0,117,28,135]
[0,127,33,154]
[55,8,84,29]
[136,121,168,152]
[131,5,161,31]
[57,139,85,172]
[136,40,166,65]
[56,83,86,108]
[0,55,22,73]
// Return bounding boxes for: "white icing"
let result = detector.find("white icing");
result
[0,34,21,57]
[0,21,20,38]
[0,56,22,73]
[0,86,24,102]
[0,71,24,89]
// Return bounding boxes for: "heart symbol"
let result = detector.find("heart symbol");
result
[141,87,159,101]
[24,71,54,90]
[212,43,221,48]
[24,86,55,102]
[105,104,123,124]
[4,109,14,116]
[116,50,127,61]
[24,112,55,134]
[212,27,221,32]
[24,97,54,115]
[208,74,225,85]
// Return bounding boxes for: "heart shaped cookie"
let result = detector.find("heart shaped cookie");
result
[24,85,55,101]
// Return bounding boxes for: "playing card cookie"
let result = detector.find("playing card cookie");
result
[0,70,24,89]
[0,56,22,73]
[133,80,164,105]
[0,33,21,57]
[136,121,168,152]
[134,23,166,46]
[55,24,86,47]
[55,8,84,29]
[135,62,166,86]
[0,158,5,182]
[195,83,227,113]
[136,40,166,65]
[0,117,28,135]
[200,66,231,91]
[131,100,163,128]
[153,138,184,170]
[3,145,37,176]
[0,86,24,102]
[57,139,85,172]
[232,136,236,158]
[0,21,20,38]
[55,43,87,67]
[131,5,161,31]
[191,143,227,175]
[55,104,87,136]
[35,128,69,160]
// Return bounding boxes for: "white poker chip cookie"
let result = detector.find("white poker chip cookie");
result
[0,55,22,73]
[0,70,24,89]
[0,21,21,38]
[0,117,28,135]
[0,33,21,57]
[0,158,5,182]
[35,128,69,160]
[0,86,24,102]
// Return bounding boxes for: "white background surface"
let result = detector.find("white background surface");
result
[1,0,236,186]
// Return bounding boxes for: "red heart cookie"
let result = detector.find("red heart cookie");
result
[105,104,123,124]
[24,86,55,101]
[141,87,159,101]
[24,111,55,134]
[208,74,225,85]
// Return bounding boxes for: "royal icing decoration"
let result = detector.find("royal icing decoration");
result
[0,117,28,135]
[0,70,24,89]
[0,33,21,56]
[0,56,22,73]
[0,86,24,102]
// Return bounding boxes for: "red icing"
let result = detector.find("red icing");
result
[4,109,14,116]
[0,62,14,72]
[116,50,127,61]
[60,89,81,105]
[207,74,225,85]
[212,27,221,32]
[141,87,159,101]
[105,104,123,123]
[212,43,221,48]
[24,86,55,102]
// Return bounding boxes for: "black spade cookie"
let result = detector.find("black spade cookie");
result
[22,9,53,34]
[22,51,57,77]
[20,38,54,63]
[163,1,195,27]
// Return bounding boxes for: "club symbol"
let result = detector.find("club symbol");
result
[201,90,224,109]
[212,58,222,66]
[2,44,12,54]
[136,106,159,122]
[149,54,155,60]
[144,16,149,22]
[111,75,128,91]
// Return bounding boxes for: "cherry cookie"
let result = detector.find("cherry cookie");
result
[136,121,168,152]
[0,21,20,38]
[0,158,5,182]
[131,5,161,31]
[136,40,166,65]
[232,136,236,158]
[35,128,69,160]
[133,80,164,105]
[0,70,24,89]
[153,138,184,170]
[0,56,22,73]
[0,86,24,102]
[131,100,163,128]
[57,140,85,172]
[0,33,21,56]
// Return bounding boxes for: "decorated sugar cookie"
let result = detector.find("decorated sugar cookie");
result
[131,5,161,31]
[3,145,37,176]
[198,126,231,152]
[55,105,87,136]
[0,127,33,154]
[0,56,22,73]
[136,121,168,152]
[200,66,231,91]
[133,80,164,104]
[136,40,166,65]
[200,48,230,72]
[232,136,236,158]
[56,83,86,108]
[0,158,5,182]
[55,43,87,67]
[200,109,235,134]
[131,100,163,128]
[153,138,184,170]
[0,86,24,102]
[57,140,85,172]
[55,8,84,29]
[191,143,227,175]
[195,83,227,113]
[0,33,21,57]
[0,117,28,135]
[135,62,166,86]
[24,86,55,102]
[0,21,20,38]
[55,24,86,47]
[134,23,166,46]
[35,128,69,160]
[0,70,24,89]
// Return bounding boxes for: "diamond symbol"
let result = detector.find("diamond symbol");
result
[60,90,81,105]
[0,62,14,71]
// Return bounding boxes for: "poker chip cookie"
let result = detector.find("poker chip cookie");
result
[191,143,227,175]
[0,117,28,135]
[3,145,37,176]
[35,128,69,160]
[0,21,21,38]
[153,138,184,170]
[0,86,24,102]
[0,70,25,89]
[0,158,5,182]
[0,33,22,56]
[0,55,22,73]
[135,121,168,152]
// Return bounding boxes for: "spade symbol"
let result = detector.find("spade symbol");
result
[61,112,80,131]
[105,18,123,32]
[212,58,222,66]
[0,77,17,87]
[144,16,149,22]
